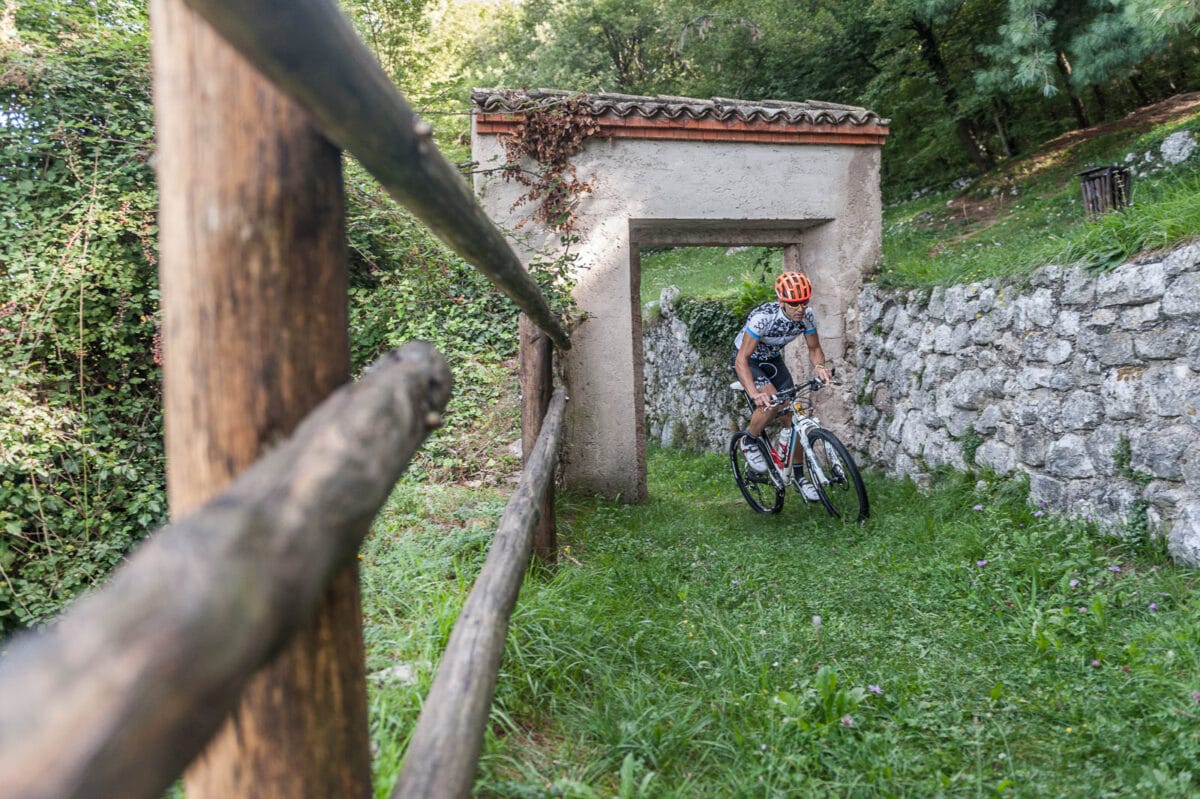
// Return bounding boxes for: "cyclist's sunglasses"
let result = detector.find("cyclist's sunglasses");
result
[781,300,808,307]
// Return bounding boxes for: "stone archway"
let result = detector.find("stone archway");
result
[471,90,889,500]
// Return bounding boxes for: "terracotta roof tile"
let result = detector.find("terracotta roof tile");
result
[471,88,889,128]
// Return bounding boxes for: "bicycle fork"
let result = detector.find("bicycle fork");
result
[792,417,832,489]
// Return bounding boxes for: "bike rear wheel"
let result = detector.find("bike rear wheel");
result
[729,431,784,514]
[804,429,869,522]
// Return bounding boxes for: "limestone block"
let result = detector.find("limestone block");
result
[1143,364,1198,417]
[1030,263,1065,288]
[931,322,970,354]
[1061,267,1097,306]
[1077,329,1134,367]
[1134,323,1198,360]
[1086,424,1123,476]
[1096,261,1166,306]
[1055,308,1081,337]
[1160,130,1196,165]
[900,414,929,457]
[1164,243,1200,276]
[1015,431,1046,467]
[1166,502,1200,566]
[1098,367,1141,421]
[946,368,1000,410]
[975,440,1016,474]
[927,286,947,321]
[969,313,1000,345]
[1013,288,1057,329]
[1021,331,1073,364]
[1086,307,1119,332]
[1045,433,1096,478]
[1029,473,1068,507]
[1129,425,1200,480]
[1012,389,1050,426]
[1061,389,1104,430]
[974,404,1004,434]
[1162,272,1200,318]
[1119,302,1163,329]
[1175,436,1200,490]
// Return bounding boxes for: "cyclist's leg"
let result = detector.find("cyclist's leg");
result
[756,358,796,434]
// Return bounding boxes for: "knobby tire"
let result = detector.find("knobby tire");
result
[805,428,869,522]
[729,431,784,514]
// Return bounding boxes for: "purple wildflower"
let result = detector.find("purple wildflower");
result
[869,684,883,694]
[1034,510,1044,518]
[1192,690,1200,704]
[973,504,984,511]
[1150,603,1158,612]
[977,560,989,567]
[1078,606,1088,614]
[840,715,855,728]
[1069,579,1080,588]
[1090,659,1101,668]
[1109,565,1122,573]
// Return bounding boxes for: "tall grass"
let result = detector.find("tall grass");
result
[639,246,780,306]
[880,115,1200,289]
[364,449,1200,797]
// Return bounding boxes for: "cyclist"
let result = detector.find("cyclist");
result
[731,271,833,489]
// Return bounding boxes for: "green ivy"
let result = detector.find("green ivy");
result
[673,279,774,357]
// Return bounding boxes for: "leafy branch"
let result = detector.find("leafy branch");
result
[498,93,600,233]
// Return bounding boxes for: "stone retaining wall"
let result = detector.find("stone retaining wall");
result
[642,241,1200,566]
[855,242,1200,566]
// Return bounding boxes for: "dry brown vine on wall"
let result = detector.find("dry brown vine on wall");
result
[499,93,600,232]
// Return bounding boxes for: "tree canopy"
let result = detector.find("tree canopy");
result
[367,0,1200,191]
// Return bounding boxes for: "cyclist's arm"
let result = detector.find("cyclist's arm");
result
[804,330,833,383]
[735,333,773,408]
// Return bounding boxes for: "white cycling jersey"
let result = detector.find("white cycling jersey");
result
[733,302,817,361]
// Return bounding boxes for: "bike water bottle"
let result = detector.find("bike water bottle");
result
[776,427,792,462]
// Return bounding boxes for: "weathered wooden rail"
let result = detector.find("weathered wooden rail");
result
[0,0,571,797]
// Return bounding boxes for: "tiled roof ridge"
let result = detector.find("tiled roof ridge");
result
[471,88,889,127]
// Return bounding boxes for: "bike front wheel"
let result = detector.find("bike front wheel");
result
[729,431,784,514]
[804,429,869,522]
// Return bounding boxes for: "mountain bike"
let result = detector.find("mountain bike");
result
[728,377,869,522]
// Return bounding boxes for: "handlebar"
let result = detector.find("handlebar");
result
[763,374,840,407]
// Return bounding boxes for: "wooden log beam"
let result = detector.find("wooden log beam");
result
[0,345,451,799]
[152,3,370,793]
[391,385,568,799]
[519,314,556,563]
[176,0,571,351]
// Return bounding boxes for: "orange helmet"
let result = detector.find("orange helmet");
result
[775,271,812,304]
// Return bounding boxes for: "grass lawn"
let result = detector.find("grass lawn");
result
[363,449,1200,798]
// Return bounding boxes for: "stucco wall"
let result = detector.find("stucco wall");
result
[473,125,882,499]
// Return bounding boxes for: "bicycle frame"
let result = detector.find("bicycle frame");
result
[734,378,831,493]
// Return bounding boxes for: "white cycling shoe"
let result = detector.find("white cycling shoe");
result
[740,439,768,473]
[797,478,820,501]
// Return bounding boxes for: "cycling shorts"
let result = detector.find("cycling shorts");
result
[730,354,795,394]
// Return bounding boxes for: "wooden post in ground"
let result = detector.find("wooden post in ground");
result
[152,2,371,796]
[519,314,556,563]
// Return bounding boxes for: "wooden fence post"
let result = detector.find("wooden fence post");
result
[152,1,371,796]
[519,314,556,563]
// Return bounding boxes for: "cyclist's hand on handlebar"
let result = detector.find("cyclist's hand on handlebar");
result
[751,389,774,409]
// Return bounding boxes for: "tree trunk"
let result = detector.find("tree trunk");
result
[1127,73,1150,106]
[152,1,371,796]
[910,15,993,172]
[1056,50,1091,128]
[991,99,1016,158]
[1092,84,1109,120]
